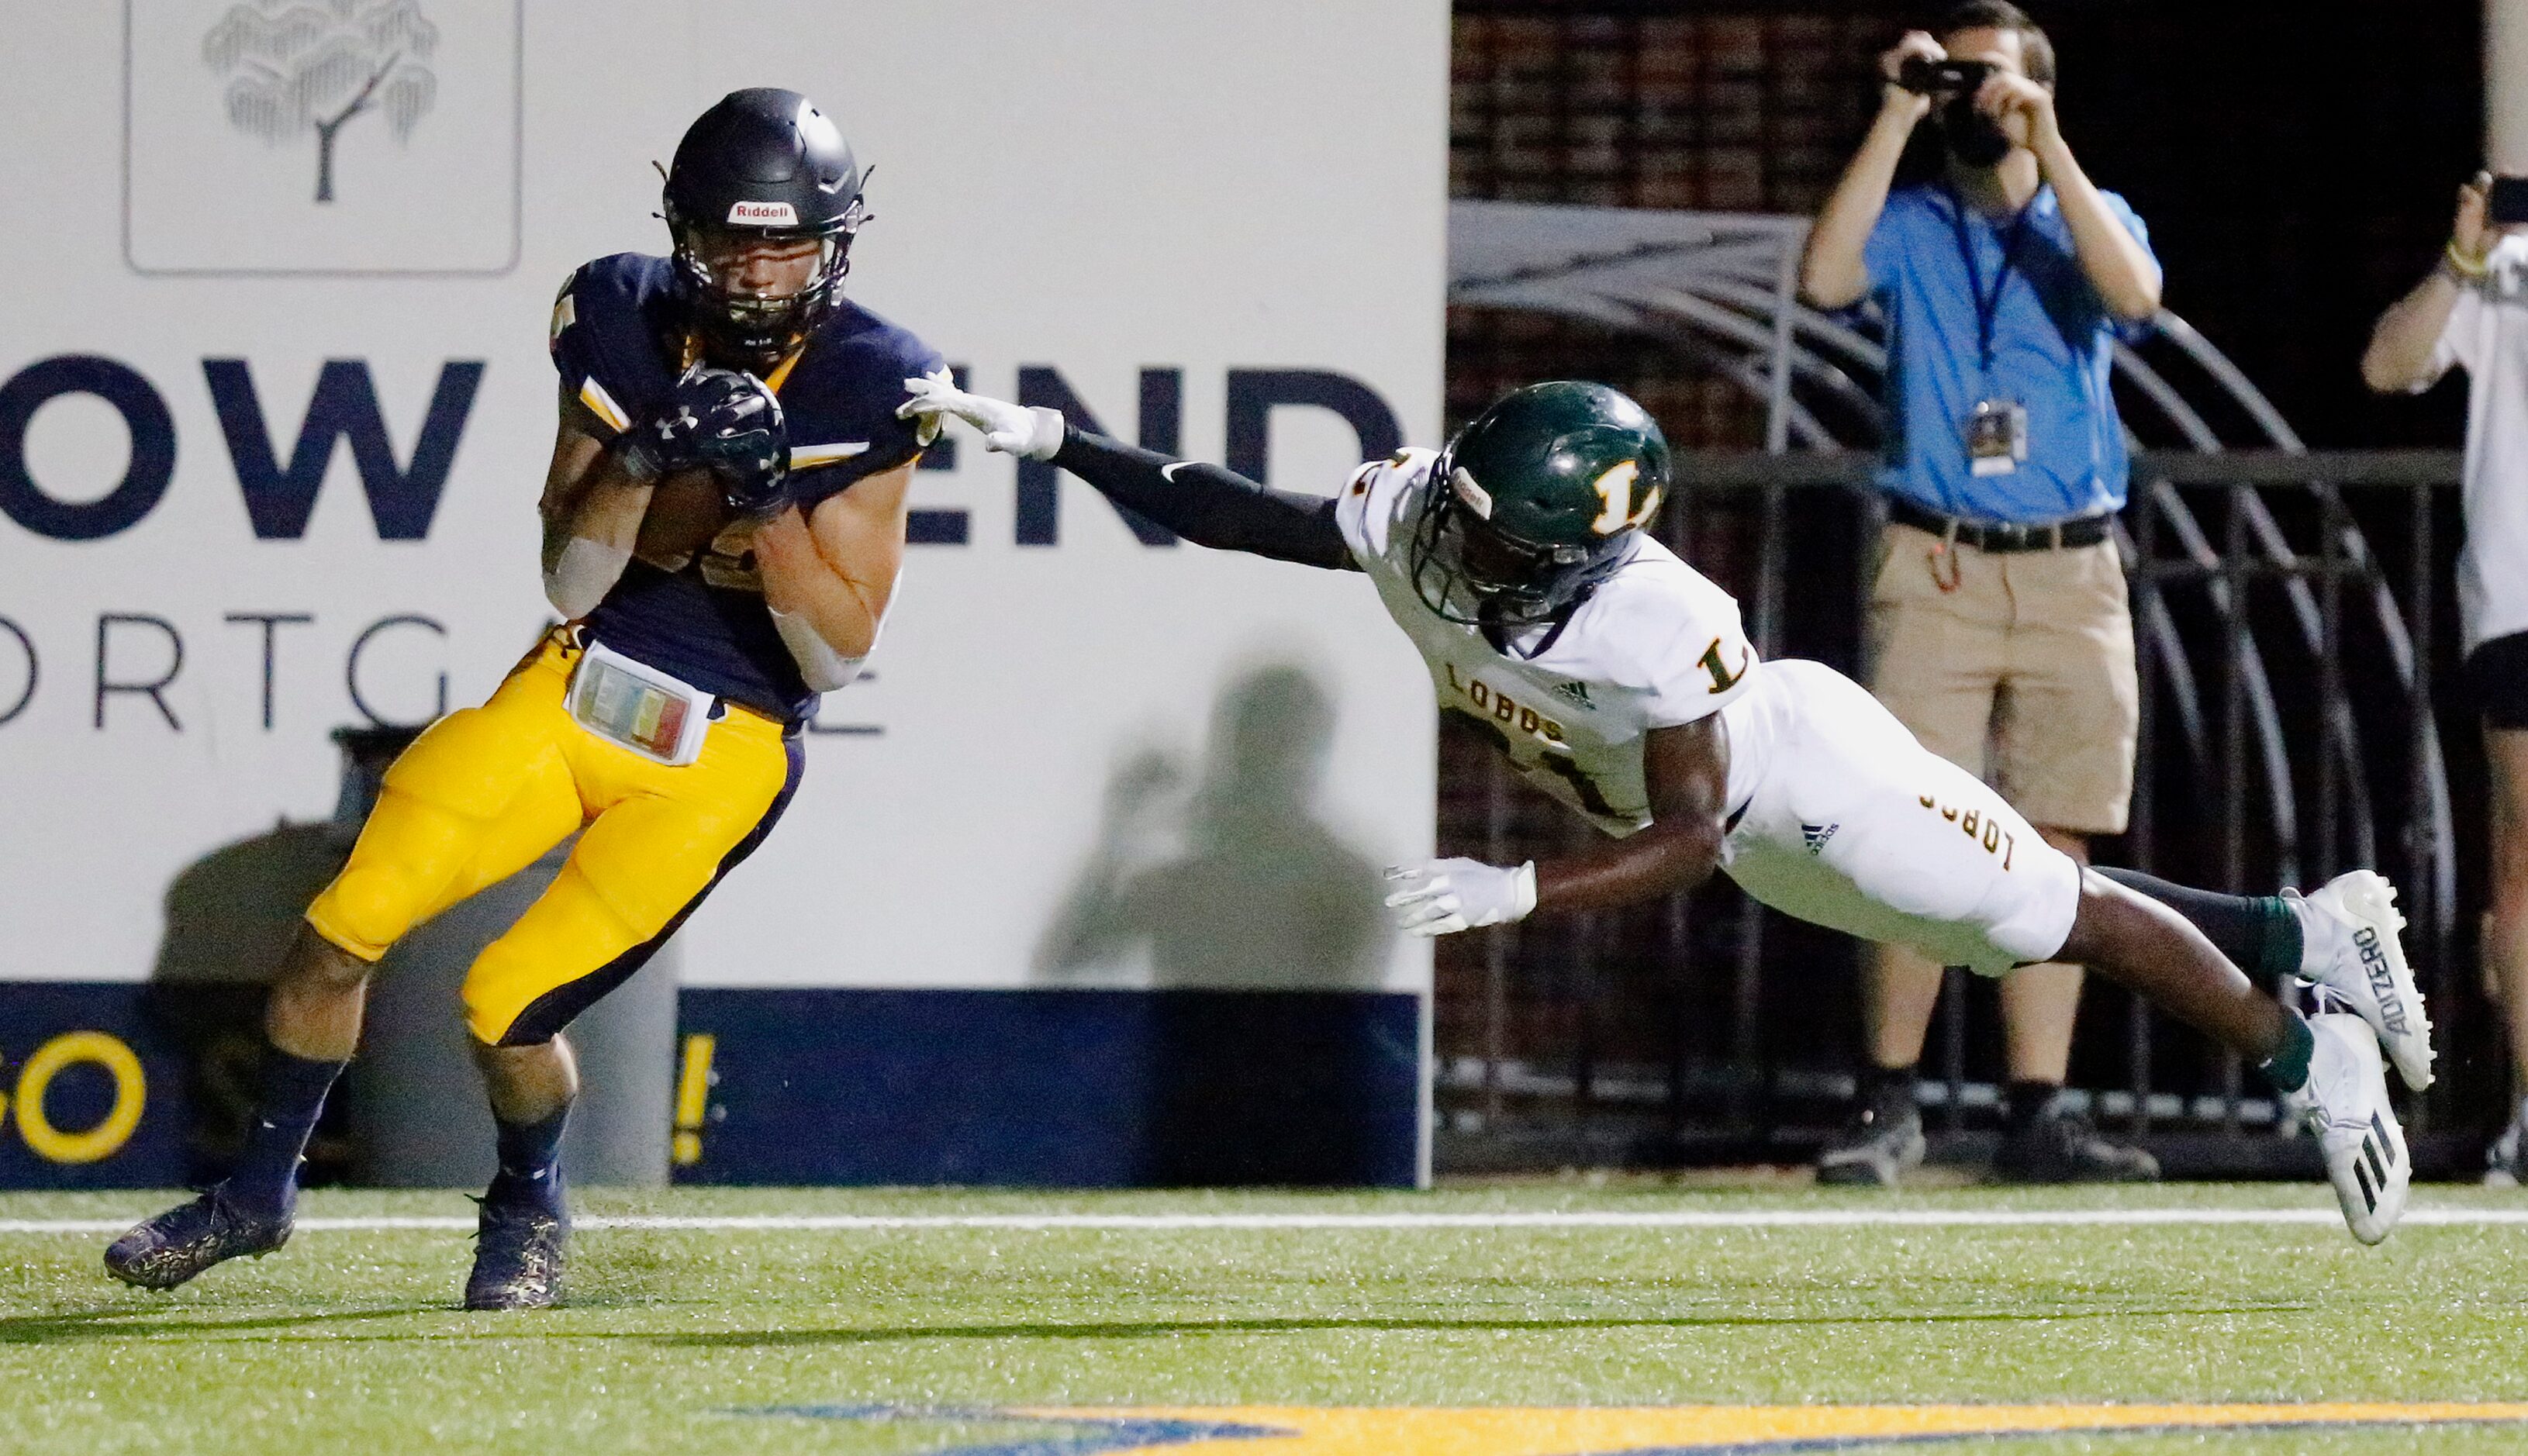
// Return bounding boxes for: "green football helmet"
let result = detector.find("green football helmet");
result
[1410,381,1673,632]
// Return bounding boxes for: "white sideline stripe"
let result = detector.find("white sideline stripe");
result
[13,1206,2528,1235]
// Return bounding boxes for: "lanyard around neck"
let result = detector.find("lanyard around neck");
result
[1946,186,2030,376]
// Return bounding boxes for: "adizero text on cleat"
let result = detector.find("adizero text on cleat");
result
[2295,871,2434,1092]
[2288,1013,2411,1245]
[464,1199,568,1311]
[103,1187,292,1290]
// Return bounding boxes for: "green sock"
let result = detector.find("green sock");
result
[2253,895,2305,982]
[2091,868,2306,984]
[2257,1009,2315,1093]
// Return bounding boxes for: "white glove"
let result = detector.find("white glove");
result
[1383,858,1538,937]
[896,373,1065,460]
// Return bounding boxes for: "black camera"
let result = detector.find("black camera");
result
[1896,57,1991,94]
[2491,175,2528,226]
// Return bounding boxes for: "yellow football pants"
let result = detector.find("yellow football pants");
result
[305,630,801,1045]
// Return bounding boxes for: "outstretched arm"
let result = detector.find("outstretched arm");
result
[1050,427,1355,570]
[1532,718,1732,911]
[1384,718,1732,936]
[898,375,1356,571]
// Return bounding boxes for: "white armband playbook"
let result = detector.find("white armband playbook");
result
[544,537,630,619]
[770,605,868,692]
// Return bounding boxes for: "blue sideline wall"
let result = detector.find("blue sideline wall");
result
[672,988,1421,1188]
[0,985,1421,1189]
[0,985,223,1190]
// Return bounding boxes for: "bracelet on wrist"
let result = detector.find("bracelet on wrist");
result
[2445,238,2489,280]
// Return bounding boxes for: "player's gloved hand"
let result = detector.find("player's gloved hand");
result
[622,367,791,514]
[896,373,1065,460]
[1383,857,1538,937]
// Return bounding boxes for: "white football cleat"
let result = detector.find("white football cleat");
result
[2291,870,2434,1091]
[2287,1013,2410,1245]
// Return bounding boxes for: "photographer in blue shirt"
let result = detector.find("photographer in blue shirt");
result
[1798,2,2163,1186]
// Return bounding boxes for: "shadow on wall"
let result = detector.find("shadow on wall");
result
[1036,663,1387,991]
[1033,663,1402,1185]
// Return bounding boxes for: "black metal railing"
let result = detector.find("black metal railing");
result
[1431,448,2488,1177]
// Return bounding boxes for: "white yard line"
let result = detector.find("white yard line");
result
[7,1206,2528,1234]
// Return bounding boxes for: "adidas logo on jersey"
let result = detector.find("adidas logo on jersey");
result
[1551,680,1594,710]
[1801,823,1839,856]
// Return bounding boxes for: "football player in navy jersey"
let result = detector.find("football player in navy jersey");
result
[106,89,944,1309]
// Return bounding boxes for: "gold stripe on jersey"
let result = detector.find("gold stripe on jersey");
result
[789,441,872,470]
[578,377,632,433]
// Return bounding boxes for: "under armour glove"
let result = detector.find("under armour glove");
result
[620,366,792,514]
[1382,857,1539,937]
[895,374,1065,460]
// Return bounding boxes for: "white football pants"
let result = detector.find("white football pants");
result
[1719,659,2082,976]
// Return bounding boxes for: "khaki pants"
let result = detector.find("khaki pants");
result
[1864,521,2139,836]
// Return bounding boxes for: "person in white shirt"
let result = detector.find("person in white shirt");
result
[910,374,2432,1240]
[2364,170,2528,1182]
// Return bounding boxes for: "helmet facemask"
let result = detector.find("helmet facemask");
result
[1408,463,1629,635]
[666,201,864,367]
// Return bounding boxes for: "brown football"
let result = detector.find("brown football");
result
[635,467,734,562]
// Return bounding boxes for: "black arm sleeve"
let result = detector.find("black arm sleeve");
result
[1049,427,1358,571]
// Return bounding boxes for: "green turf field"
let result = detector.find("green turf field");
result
[4,1182,2526,1454]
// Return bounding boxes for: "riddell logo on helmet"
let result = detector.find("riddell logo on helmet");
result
[727,201,799,226]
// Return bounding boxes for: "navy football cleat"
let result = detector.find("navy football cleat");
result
[464,1198,568,1311]
[1992,1101,2160,1185]
[103,1186,292,1290]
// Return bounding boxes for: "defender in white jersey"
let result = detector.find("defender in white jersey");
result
[903,377,2430,1244]
[1335,443,2076,975]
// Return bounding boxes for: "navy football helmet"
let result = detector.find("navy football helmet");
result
[662,88,868,364]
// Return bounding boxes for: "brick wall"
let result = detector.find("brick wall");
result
[1440,9,1898,1106]
[1447,7,1891,436]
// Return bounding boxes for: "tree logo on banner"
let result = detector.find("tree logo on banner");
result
[201,0,440,205]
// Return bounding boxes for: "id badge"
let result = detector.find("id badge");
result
[1965,399,2029,478]
[565,641,713,767]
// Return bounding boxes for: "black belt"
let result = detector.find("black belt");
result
[1889,499,2111,553]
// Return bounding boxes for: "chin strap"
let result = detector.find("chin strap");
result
[1477,577,1602,661]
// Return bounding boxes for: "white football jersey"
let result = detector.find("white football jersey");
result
[1335,449,1777,837]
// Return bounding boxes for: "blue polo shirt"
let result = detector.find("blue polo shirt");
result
[1863,182,2154,524]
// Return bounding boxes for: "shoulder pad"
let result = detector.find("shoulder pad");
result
[777,303,946,506]
[551,254,679,433]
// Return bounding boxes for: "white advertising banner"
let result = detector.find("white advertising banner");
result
[0,0,1447,995]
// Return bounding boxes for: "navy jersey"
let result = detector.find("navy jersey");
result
[547,252,944,720]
